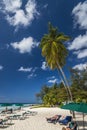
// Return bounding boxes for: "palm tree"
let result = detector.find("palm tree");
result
[40,23,72,101]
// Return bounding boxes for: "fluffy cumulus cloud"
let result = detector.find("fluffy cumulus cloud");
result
[73,63,87,70]
[68,34,87,50]
[72,1,87,29]
[70,2,87,59]
[11,37,38,53]
[68,34,87,59]
[47,76,55,80]
[18,66,32,72]
[41,61,47,70]
[48,79,58,84]
[47,76,59,84]
[0,65,3,70]
[43,4,48,8]
[76,49,87,59]
[0,0,39,29]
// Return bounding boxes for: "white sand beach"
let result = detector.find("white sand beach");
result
[0,107,87,130]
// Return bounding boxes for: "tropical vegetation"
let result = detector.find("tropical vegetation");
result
[36,68,87,106]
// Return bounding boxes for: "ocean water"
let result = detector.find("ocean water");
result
[0,103,33,112]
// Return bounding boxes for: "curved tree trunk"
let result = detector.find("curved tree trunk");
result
[56,61,73,101]
[57,68,70,101]
[56,62,75,118]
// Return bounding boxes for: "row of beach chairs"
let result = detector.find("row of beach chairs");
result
[0,110,37,128]
[46,115,72,125]
[46,115,77,130]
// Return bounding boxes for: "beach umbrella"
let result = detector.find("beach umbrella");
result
[61,102,87,130]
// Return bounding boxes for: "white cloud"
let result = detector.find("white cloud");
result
[0,65,3,70]
[47,76,56,80]
[70,1,87,60]
[18,66,32,72]
[27,66,37,79]
[43,4,48,8]
[68,33,87,59]
[72,1,87,29]
[0,0,39,29]
[47,76,59,84]
[1,0,22,13]
[28,73,37,79]
[18,66,37,79]
[51,76,55,79]
[73,63,87,70]
[48,79,58,84]
[41,61,48,70]
[32,67,38,73]
[68,34,87,50]
[77,49,87,59]
[11,37,38,53]
[49,76,55,79]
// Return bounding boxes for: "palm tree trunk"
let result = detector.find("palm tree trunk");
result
[57,68,70,101]
[56,62,75,118]
[56,61,73,101]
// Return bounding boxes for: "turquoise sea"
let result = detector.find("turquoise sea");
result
[0,103,34,112]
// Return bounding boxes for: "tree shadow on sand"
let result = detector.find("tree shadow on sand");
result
[76,120,87,130]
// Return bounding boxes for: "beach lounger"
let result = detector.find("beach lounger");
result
[19,115,26,120]
[22,112,31,116]
[2,117,14,125]
[0,119,9,128]
[23,111,37,116]
[0,125,9,128]
[59,116,72,125]
[46,115,61,124]
[9,114,26,120]
[8,115,21,120]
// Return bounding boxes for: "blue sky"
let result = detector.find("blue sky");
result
[0,0,87,103]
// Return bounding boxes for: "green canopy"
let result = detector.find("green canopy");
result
[61,102,87,113]
[76,103,87,113]
[61,102,87,130]
[62,103,76,111]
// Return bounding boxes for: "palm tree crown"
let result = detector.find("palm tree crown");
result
[40,23,70,69]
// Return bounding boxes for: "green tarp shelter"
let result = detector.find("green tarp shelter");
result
[61,102,87,130]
